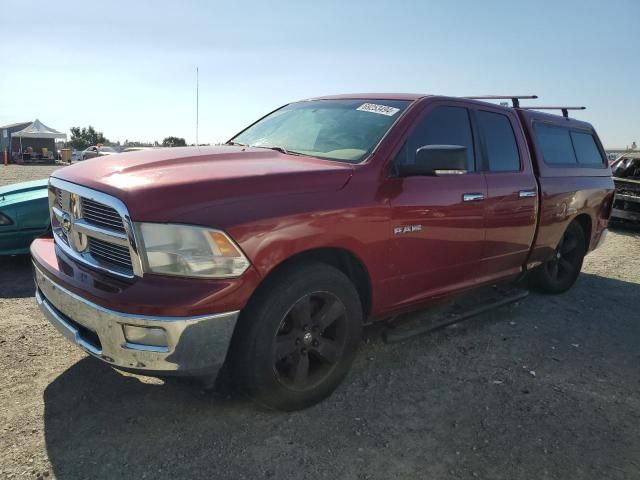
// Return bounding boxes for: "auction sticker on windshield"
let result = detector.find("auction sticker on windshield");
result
[356,103,400,116]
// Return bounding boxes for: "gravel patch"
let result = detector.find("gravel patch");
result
[0,165,62,187]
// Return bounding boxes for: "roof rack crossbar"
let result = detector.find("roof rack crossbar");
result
[519,106,586,118]
[463,95,538,108]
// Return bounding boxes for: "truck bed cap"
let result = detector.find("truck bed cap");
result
[516,108,594,129]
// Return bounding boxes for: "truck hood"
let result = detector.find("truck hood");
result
[52,146,354,222]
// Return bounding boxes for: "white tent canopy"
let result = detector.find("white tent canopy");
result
[11,119,67,139]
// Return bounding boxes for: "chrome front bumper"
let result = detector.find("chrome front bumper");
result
[34,265,240,375]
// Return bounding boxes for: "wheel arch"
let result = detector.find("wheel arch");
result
[248,247,373,321]
[572,213,592,249]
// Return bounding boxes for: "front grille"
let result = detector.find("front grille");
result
[82,198,126,233]
[51,181,138,278]
[615,187,640,197]
[614,197,640,213]
[88,237,134,273]
[614,180,640,196]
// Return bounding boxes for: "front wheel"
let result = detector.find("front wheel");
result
[228,263,363,411]
[527,221,586,294]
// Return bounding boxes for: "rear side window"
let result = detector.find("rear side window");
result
[477,111,520,171]
[535,124,577,165]
[571,132,604,165]
[396,106,476,171]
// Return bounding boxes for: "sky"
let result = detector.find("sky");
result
[1,0,638,148]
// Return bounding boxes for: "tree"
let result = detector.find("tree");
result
[162,136,187,147]
[125,140,155,148]
[69,126,108,150]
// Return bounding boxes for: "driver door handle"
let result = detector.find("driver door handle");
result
[463,193,485,202]
[518,190,537,198]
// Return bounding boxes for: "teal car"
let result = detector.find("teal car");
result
[0,179,50,255]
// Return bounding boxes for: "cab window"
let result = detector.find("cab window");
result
[477,111,520,172]
[395,106,475,171]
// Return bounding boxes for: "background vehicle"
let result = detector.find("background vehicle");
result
[1,179,50,255]
[31,94,613,410]
[81,145,118,160]
[610,153,640,223]
[122,147,156,153]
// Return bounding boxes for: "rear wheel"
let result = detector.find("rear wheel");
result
[229,263,362,411]
[527,221,586,294]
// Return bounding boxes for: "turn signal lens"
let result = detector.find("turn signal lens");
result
[208,231,240,257]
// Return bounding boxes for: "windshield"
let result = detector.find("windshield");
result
[230,99,411,163]
[99,146,116,153]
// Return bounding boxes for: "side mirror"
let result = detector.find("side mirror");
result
[397,145,468,177]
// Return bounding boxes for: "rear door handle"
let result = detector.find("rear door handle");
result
[518,190,537,198]
[463,193,485,202]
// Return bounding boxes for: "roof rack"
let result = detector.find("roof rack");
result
[518,106,586,118]
[463,95,538,108]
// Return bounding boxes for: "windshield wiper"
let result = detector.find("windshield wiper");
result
[264,146,290,154]
[255,145,305,156]
[227,142,306,156]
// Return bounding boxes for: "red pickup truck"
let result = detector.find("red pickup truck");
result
[31,94,613,410]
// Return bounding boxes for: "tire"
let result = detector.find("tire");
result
[228,263,363,411]
[527,221,586,294]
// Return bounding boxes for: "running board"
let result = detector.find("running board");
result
[383,287,529,344]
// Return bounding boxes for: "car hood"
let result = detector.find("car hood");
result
[52,146,354,222]
[0,179,49,207]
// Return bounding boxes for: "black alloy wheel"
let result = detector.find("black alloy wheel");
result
[273,292,347,390]
[545,226,581,283]
[228,263,362,411]
[527,221,586,294]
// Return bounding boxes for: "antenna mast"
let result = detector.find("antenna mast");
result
[196,67,199,147]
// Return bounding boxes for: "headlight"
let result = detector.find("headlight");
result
[137,223,250,278]
[0,212,13,226]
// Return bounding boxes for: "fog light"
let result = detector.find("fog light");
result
[123,325,168,347]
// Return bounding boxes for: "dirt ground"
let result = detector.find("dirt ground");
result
[1,165,639,480]
[0,165,63,188]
